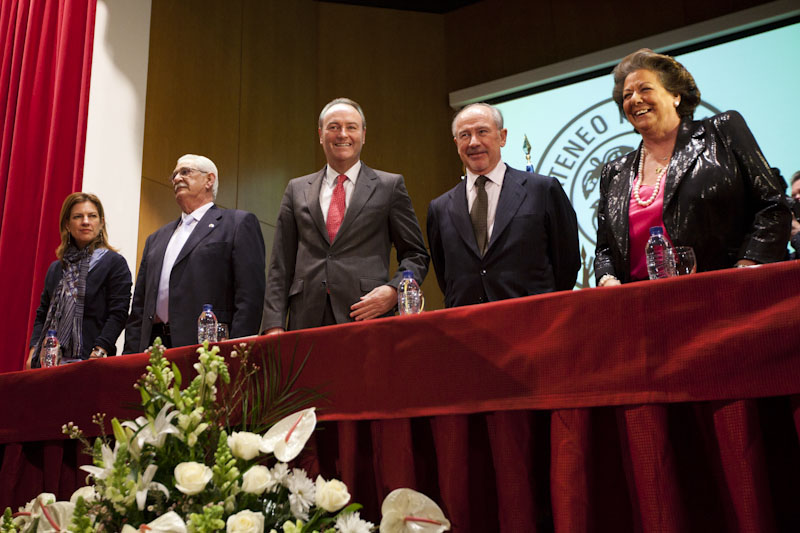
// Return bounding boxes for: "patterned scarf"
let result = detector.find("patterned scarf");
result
[33,246,104,365]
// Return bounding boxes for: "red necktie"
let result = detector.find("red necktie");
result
[326,174,347,243]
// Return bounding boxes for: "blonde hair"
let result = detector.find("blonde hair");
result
[56,192,116,261]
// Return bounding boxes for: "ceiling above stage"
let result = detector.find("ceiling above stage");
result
[315,0,481,14]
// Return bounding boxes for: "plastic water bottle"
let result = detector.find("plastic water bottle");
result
[197,304,218,343]
[646,226,677,280]
[397,270,423,315]
[41,330,60,368]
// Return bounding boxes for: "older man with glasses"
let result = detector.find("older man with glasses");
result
[124,154,265,352]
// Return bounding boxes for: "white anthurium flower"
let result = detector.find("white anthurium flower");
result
[174,462,213,495]
[70,485,97,504]
[260,408,316,462]
[25,498,75,533]
[80,441,119,480]
[13,493,54,531]
[121,511,188,533]
[379,488,451,533]
[135,464,170,510]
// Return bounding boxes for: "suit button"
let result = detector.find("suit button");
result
[478,297,485,303]
[327,254,333,259]
[480,270,486,276]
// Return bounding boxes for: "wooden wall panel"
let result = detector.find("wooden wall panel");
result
[237,0,319,229]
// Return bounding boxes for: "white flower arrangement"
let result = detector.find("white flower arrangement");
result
[0,339,450,533]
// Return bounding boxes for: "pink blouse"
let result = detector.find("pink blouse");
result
[628,177,672,281]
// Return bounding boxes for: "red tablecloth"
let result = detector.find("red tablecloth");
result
[2,261,799,531]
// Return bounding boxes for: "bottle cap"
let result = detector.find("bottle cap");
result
[649,226,664,236]
[202,304,213,311]
[402,270,414,279]
[47,329,57,336]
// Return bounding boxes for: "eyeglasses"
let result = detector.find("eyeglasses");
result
[169,167,208,182]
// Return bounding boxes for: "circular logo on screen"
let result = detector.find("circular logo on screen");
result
[535,98,721,246]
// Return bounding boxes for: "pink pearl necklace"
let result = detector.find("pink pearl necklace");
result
[633,148,669,207]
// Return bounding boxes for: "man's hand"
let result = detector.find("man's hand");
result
[24,347,34,370]
[265,327,284,335]
[350,285,397,321]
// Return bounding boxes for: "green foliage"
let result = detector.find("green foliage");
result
[211,431,239,499]
[0,508,18,533]
[68,497,94,533]
[187,504,225,533]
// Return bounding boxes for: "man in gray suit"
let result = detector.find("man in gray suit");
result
[263,98,428,332]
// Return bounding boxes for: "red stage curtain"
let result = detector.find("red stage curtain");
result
[0,0,97,373]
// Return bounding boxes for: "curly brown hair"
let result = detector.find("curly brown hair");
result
[612,48,701,120]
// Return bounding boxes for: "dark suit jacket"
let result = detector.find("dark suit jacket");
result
[263,164,429,331]
[124,205,266,353]
[427,165,580,308]
[595,111,791,283]
[30,250,131,362]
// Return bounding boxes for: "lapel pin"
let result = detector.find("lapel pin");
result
[209,223,215,228]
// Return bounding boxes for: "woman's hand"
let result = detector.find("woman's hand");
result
[598,274,621,287]
[735,259,757,268]
[24,348,35,370]
[89,346,108,359]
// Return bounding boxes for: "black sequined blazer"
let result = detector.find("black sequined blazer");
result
[595,111,791,283]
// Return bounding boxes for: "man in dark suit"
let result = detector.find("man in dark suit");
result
[427,103,580,308]
[124,154,265,352]
[263,98,428,332]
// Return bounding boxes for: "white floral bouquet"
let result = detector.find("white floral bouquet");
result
[1,339,450,533]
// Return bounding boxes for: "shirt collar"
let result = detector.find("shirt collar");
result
[325,161,361,186]
[182,201,214,225]
[467,161,506,190]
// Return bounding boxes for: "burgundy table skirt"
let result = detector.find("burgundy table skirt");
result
[2,261,799,532]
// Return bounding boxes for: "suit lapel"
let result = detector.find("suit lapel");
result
[147,220,179,288]
[447,178,482,258]
[609,152,636,261]
[174,205,222,266]
[487,168,526,254]
[664,119,703,209]
[334,164,377,244]
[304,168,328,243]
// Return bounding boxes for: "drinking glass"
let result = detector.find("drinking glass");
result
[217,323,229,341]
[673,246,697,276]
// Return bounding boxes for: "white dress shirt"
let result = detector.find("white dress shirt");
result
[320,161,361,222]
[156,201,214,322]
[466,161,506,239]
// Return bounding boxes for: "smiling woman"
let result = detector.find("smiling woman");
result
[594,48,791,285]
[26,193,132,368]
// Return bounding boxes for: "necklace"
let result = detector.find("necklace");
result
[633,148,668,207]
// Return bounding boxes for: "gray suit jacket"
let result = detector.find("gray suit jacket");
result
[263,164,429,331]
[124,205,266,353]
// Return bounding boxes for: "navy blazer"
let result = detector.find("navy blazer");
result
[30,250,132,363]
[427,165,580,308]
[124,205,266,353]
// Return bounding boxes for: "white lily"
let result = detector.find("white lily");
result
[135,464,170,510]
[80,441,119,480]
[122,402,180,450]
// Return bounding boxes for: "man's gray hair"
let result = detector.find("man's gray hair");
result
[318,97,367,129]
[177,154,219,199]
[451,102,504,136]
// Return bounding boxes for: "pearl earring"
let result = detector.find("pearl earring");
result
[674,101,679,107]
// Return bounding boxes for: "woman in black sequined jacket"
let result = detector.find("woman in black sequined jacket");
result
[594,49,790,285]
